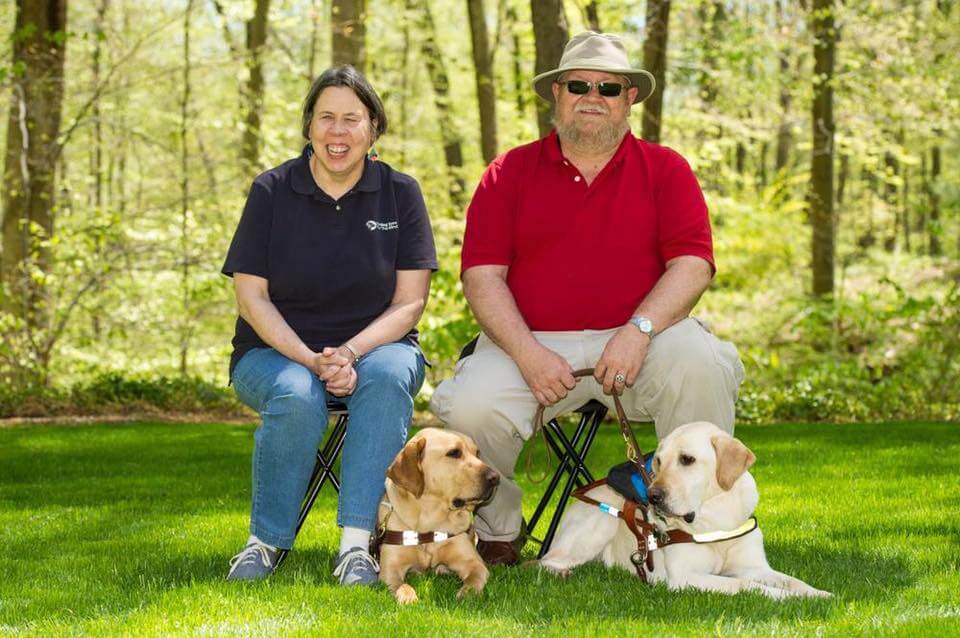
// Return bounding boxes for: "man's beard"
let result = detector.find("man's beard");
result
[554,108,630,154]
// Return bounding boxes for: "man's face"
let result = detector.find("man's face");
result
[551,70,638,152]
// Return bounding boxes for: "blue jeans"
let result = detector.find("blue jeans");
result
[232,342,425,549]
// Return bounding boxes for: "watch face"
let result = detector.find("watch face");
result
[638,318,653,333]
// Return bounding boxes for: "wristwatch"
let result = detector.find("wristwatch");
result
[628,316,656,340]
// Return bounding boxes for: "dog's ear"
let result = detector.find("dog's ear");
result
[712,434,756,491]
[387,436,426,497]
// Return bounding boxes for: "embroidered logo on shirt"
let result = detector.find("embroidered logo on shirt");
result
[366,220,399,231]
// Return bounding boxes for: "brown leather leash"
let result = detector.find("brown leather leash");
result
[528,368,650,483]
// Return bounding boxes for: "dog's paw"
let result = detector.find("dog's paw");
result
[809,588,833,599]
[395,584,418,605]
[537,560,572,579]
[456,583,484,598]
[434,565,452,576]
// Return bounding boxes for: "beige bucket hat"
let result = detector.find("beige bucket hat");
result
[532,31,655,104]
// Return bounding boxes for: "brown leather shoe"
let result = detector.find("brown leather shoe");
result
[477,524,527,566]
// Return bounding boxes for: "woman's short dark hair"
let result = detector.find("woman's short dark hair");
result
[301,65,388,141]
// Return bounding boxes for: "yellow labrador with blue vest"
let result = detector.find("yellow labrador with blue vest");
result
[539,421,831,599]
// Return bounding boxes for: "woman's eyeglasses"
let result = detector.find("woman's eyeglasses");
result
[558,80,626,97]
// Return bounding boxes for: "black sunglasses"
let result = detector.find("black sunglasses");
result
[558,79,626,97]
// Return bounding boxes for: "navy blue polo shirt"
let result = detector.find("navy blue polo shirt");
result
[222,146,438,377]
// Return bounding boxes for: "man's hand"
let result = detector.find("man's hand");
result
[594,325,651,395]
[516,343,577,406]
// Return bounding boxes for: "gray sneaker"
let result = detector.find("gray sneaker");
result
[332,547,380,586]
[227,542,278,581]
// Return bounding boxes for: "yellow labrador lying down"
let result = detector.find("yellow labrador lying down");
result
[539,421,831,599]
[378,428,500,604]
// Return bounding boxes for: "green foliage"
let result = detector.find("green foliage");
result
[0,372,243,418]
[0,0,958,424]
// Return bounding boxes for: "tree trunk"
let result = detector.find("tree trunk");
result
[809,0,836,297]
[1,0,68,329]
[531,0,568,138]
[332,0,366,71]
[883,149,898,252]
[735,142,746,176]
[698,0,722,108]
[902,160,910,252]
[836,152,849,206]
[584,1,600,31]
[758,141,768,188]
[241,0,271,176]
[308,0,321,80]
[641,0,670,143]
[399,13,411,167]
[410,0,467,209]
[929,144,942,256]
[775,0,793,171]
[90,0,110,342]
[508,6,526,118]
[179,0,194,376]
[467,0,498,164]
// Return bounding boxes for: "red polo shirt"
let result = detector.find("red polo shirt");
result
[461,130,714,331]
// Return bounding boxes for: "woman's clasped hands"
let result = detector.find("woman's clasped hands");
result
[311,347,358,397]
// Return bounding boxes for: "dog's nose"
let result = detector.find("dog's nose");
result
[648,486,665,506]
[484,467,500,486]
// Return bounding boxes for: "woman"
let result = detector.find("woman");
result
[221,65,436,585]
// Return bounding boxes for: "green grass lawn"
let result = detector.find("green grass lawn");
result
[1,420,958,637]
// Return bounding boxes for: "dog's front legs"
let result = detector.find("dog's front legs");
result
[539,499,620,577]
[380,561,418,604]
[739,568,832,598]
[437,540,489,598]
[669,573,800,600]
[451,559,489,598]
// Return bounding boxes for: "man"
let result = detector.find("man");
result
[430,32,745,566]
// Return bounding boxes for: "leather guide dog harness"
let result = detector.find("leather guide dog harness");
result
[533,369,760,582]
[372,497,476,557]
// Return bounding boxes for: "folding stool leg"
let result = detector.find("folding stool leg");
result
[537,408,604,557]
[526,404,607,556]
[526,420,577,536]
[275,412,348,567]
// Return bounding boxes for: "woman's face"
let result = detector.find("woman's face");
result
[308,86,374,182]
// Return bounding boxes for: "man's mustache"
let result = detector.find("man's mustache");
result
[575,105,609,114]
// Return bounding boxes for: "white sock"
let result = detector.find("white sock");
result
[247,534,277,552]
[339,526,372,555]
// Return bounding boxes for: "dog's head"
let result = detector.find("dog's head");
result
[386,428,500,509]
[647,421,755,524]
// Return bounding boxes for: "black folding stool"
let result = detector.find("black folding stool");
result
[275,400,349,567]
[524,400,607,557]
[455,335,610,558]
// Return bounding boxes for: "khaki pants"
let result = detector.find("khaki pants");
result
[429,317,745,542]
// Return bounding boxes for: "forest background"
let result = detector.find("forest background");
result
[1,0,958,424]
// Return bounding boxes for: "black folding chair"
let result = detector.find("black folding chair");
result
[275,400,349,567]
[525,400,607,557]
